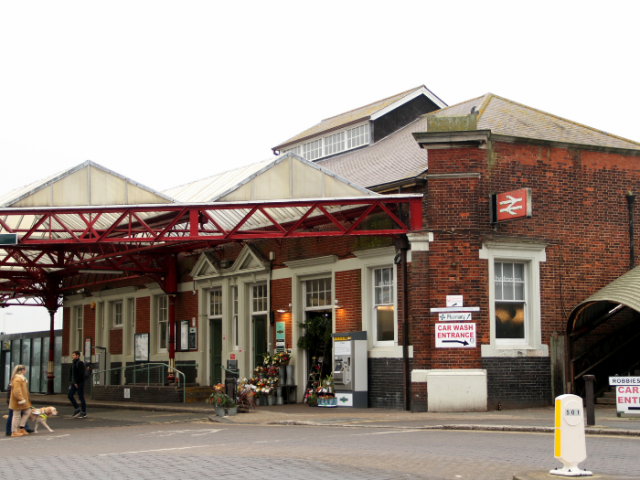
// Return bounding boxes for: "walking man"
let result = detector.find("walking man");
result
[68,351,87,418]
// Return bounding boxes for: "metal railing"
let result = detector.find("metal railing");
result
[90,363,187,403]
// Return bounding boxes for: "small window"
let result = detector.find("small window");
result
[113,301,123,328]
[324,131,345,156]
[232,286,239,348]
[252,284,268,313]
[347,124,370,149]
[303,138,323,161]
[373,267,394,343]
[305,278,332,309]
[210,289,222,317]
[158,296,168,352]
[130,298,136,355]
[75,306,84,353]
[494,262,526,340]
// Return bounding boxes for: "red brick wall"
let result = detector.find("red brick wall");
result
[335,269,362,332]
[176,291,198,350]
[416,140,640,372]
[136,297,150,333]
[110,328,123,355]
[272,278,292,349]
[84,304,95,353]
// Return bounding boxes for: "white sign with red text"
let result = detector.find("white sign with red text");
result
[435,323,476,348]
[609,377,640,414]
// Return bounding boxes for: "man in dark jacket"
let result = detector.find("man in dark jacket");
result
[68,350,87,418]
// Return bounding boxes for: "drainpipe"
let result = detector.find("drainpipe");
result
[395,234,410,411]
[627,191,636,270]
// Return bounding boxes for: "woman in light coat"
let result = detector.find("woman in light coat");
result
[8,365,31,437]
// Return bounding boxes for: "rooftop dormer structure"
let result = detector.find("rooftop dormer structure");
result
[272,86,446,162]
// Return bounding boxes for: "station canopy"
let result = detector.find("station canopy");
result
[0,154,422,307]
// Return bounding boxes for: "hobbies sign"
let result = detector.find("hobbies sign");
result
[609,377,640,414]
[435,322,476,348]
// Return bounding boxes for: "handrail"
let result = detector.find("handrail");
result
[89,363,187,403]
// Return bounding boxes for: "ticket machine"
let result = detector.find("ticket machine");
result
[331,331,367,408]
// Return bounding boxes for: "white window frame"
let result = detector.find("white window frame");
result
[479,242,548,357]
[112,300,123,329]
[157,295,169,353]
[129,298,136,355]
[75,305,84,354]
[210,288,223,319]
[231,286,239,349]
[372,266,395,346]
[282,122,371,162]
[303,277,333,311]
[494,261,527,345]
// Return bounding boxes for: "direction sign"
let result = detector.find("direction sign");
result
[609,377,640,414]
[438,312,472,321]
[0,233,17,245]
[435,323,476,348]
[430,307,480,313]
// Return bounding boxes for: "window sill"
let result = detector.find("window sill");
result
[369,344,413,358]
[481,343,548,358]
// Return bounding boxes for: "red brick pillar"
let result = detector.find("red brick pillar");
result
[407,232,433,412]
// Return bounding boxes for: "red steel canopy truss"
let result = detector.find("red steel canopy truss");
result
[0,195,423,305]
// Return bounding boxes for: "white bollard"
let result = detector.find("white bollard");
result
[550,394,592,477]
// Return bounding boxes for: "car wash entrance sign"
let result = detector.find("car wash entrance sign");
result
[609,377,640,415]
[435,323,476,348]
[490,188,532,223]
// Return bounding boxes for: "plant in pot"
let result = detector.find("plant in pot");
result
[307,391,318,407]
[207,392,237,416]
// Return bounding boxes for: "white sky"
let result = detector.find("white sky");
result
[1,1,639,334]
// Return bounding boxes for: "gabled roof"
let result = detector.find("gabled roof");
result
[0,160,176,208]
[430,94,640,150]
[273,85,446,151]
[164,152,376,202]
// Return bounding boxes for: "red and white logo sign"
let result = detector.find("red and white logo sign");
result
[496,188,532,222]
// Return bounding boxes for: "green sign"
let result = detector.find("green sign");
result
[0,234,17,245]
[276,322,285,340]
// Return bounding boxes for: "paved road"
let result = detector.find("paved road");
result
[2,411,639,479]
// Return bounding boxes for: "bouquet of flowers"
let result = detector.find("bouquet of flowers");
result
[266,365,280,377]
[236,378,257,409]
[262,352,272,366]
[207,392,236,408]
[212,383,225,393]
[277,351,291,366]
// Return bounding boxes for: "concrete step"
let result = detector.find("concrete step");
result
[596,396,616,405]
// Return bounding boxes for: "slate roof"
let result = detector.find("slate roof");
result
[273,86,445,151]
[316,114,430,189]
[431,94,640,150]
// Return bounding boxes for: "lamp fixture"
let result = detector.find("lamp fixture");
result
[334,299,343,309]
[276,303,292,313]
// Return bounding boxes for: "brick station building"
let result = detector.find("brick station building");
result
[3,87,640,411]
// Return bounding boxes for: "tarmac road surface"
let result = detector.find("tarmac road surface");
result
[1,409,639,480]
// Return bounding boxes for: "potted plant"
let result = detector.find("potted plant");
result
[307,391,318,407]
[207,392,237,416]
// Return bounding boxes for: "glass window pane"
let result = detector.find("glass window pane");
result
[495,302,525,339]
[495,262,503,301]
[503,263,514,300]
[54,335,62,394]
[376,306,394,341]
[41,337,49,392]
[22,339,31,373]
[31,338,41,391]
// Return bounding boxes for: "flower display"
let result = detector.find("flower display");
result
[206,392,236,408]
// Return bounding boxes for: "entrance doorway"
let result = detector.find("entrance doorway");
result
[301,310,333,380]
[253,315,267,370]
[210,319,222,386]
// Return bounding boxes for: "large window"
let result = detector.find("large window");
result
[252,284,268,313]
[373,267,394,343]
[282,123,370,162]
[324,131,345,156]
[494,262,526,340]
[158,296,168,352]
[305,278,332,309]
[479,242,547,356]
[113,301,123,328]
[303,139,323,161]
[75,306,84,353]
[347,124,370,149]
[129,298,136,355]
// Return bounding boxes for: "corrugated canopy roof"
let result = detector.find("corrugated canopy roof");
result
[430,93,640,150]
[568,265,640,333]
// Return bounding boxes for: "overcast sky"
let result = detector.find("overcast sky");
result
[1,1,638,334]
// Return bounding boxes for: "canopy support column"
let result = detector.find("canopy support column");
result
[43,293,60,395]
[165,255,178,383]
